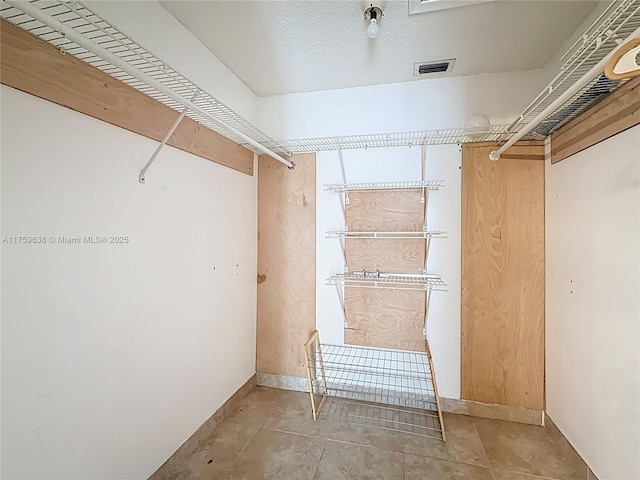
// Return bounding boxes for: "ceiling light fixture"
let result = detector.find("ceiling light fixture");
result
[362,1,386,39]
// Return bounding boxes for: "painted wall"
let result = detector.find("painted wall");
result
[258,68,549,140]
[260,67,547,399]
[546,125,640,479]
[0,86,257,479]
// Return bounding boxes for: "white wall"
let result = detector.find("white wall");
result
[0,86,257,479]
[261,67,546,399]
[546,126,640,479]
[258,68,549,140]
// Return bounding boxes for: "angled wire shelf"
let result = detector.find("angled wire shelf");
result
[326,231,447,239]
[327,271,447,291]
[508,0,640,137]
[303,333,446,440]
[0,0,291,158]
[325,180,444,193]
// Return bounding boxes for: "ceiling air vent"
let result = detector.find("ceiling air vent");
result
[414,59,455,76]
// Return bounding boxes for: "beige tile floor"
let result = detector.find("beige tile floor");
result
[151,387,587,480]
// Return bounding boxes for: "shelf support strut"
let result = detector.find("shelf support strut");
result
[139,91,199,184]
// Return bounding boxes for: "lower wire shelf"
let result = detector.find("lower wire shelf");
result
[303,332,446,441]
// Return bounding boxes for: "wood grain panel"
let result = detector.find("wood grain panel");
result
[550,76,640,163]
[257,153,316,378]
[345,191,425,231]
[0,19,254,175]
[345,238,425,274]
[461,143,545,410]
[345,289,426,352]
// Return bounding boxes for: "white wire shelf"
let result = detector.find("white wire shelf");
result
[0,0,291,158]
[305,341,444,439]
[327,231,447,239]
[278,125,519,153]
[507,0,640,137]
[323,397,442,437]
[325,180,444,193]
[326,271,447,291]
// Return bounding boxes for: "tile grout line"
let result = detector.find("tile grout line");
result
[310,440,329,480]
[227,424,262,471]
[471,417,494,472]
[490,468,560,480]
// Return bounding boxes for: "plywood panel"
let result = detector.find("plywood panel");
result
[257,153,316,378]
[461,143,545,410]
[345,238,425,274]
[343,188,427,351]
[345,191,425,231]
[0,19,254,175]
[345,289,426,352]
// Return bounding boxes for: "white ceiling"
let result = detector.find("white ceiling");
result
[160,0,598,97]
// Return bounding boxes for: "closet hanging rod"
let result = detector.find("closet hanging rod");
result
[489,26,640,161]
[5,0,295,171]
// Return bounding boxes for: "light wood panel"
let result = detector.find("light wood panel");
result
[550,76,640,163]
[345,191,425,231]
[343,188,427,350]
[345,289,426,352]
[0,19,254,175]
[345,238,425,274]
[461,143,545,410]
[257,153,316,378]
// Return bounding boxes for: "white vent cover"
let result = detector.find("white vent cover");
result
[413,59,455,76]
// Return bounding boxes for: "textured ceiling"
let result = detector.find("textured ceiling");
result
[161,0,598,97]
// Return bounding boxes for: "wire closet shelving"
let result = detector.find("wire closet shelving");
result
[326,272,447,292]
[326,231,447,239]
[277,0,640,155]
[508,0,640,138]
[304,332,446,440]
[0,0,292,167]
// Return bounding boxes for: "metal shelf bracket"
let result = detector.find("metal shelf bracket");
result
[139,91,199,184]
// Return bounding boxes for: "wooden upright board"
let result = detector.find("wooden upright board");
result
[257,153,316,378]
[344,190,427,352]
[461,143,545,410]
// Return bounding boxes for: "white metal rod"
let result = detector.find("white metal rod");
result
[139,92,198,184]
[489,26,640,161]
[6,0,295,170]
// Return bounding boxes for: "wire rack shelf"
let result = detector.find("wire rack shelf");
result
[322,397,442,437]
[507,0,640,137]
[326,231,447,239]
[278,125,518,153]
[303,333,446,440]
[325,180,444,193]
[327,271,447,291]
[0,0,290,158]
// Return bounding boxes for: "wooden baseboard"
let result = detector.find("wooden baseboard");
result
[148,374,257,479]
